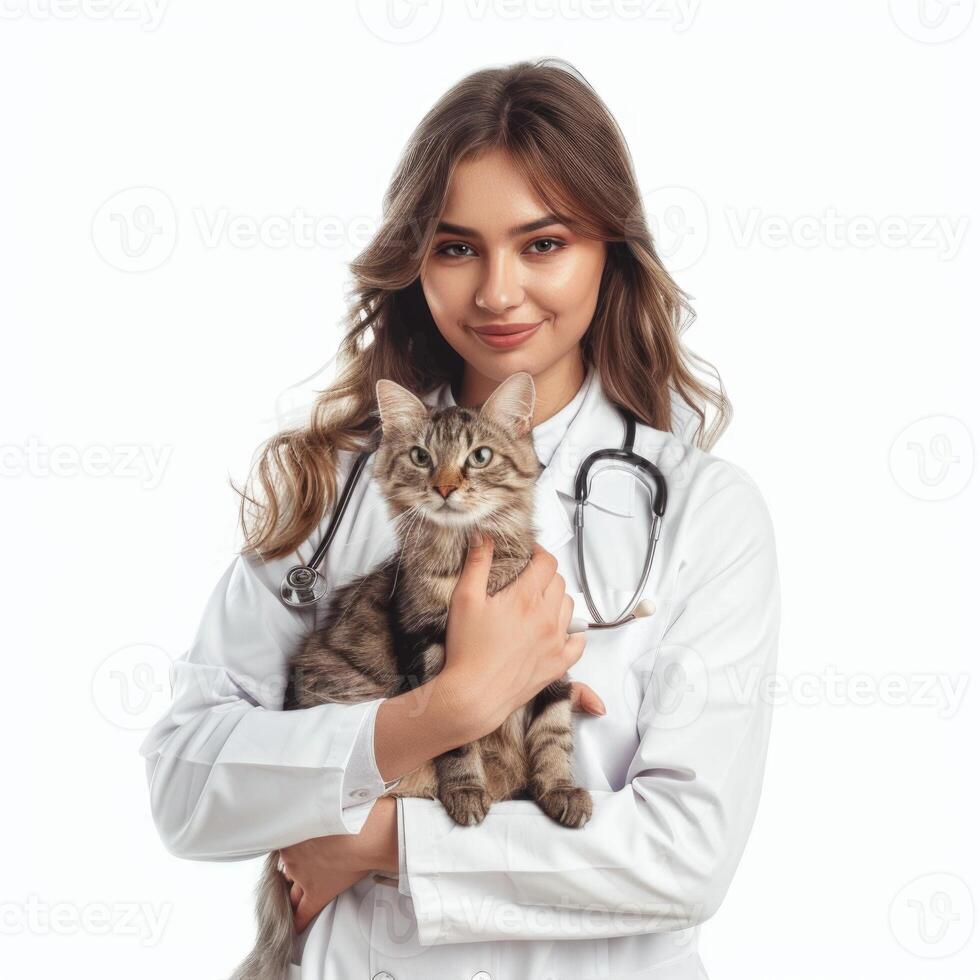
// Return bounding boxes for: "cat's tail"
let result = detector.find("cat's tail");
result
[229,851,296,980]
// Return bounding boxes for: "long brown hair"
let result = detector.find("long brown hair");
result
[234,57,731,561]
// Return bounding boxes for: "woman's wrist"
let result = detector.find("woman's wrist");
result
[354,795,399,874]
[432,667,501,740]
[373,673,478,783]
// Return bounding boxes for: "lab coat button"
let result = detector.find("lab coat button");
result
[354,788,370,800]
[372,973,394,980]
[472,973,492,980]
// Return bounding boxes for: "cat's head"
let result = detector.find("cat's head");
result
[373,372,539,538]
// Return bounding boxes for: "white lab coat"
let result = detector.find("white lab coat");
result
[140,365,780,980]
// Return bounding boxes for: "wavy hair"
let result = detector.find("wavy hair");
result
[234,57,731,561]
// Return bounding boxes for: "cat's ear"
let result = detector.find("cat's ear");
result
[479,371,536,438]
[375,379,429,436]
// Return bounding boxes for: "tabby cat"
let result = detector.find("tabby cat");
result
[231,370,591,980]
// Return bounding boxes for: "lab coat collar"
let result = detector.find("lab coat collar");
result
[533,361,622,499]
[530,363,626,552]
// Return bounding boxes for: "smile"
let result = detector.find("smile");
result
[470,321,542,349]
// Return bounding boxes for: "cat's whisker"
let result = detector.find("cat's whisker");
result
[481,513,510,543]
[389,504,425,598]
[391,504,422,534]
[396,502,431,588]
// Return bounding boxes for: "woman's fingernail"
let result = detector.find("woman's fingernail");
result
[468,528,482,547]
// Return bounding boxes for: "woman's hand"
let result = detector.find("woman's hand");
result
[279,796,398,934]
[441,534,592,738]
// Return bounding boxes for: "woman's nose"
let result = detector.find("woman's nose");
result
[475,252,525,313]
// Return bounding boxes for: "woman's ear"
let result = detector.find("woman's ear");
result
[375,379,429,437]
[478,372,536,438]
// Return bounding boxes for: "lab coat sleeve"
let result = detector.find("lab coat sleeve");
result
[138,505,400,861]
[341,698,406,802]
[396,468,781,945]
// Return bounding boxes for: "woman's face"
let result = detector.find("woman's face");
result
[419,148,607,406]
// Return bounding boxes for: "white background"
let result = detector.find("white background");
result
[2,2,977,978]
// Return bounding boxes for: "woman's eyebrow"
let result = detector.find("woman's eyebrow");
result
[435,214,566,238]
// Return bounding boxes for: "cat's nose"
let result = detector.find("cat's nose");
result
[433,484,458,499]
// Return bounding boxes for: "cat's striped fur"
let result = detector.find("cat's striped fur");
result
[231,371,591,980]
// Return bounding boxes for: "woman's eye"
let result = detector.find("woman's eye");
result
[527,237,564,255]
[434,238,565,259]
[468,446,493,468]
[409,446,431,466]
[436,242,474,258]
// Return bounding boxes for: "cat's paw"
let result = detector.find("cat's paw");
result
[440,787,493,826]
[536,786,593,828]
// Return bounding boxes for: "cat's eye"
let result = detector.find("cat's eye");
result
[409,446,431,467]
[468,446,493,468]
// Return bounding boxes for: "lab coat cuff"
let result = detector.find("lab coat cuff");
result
[340,698,404,821]
[395,796,457,946]
[398,795,600,946]
[396,796,411,897]
[397,796,593,946]
[321,696,391,836]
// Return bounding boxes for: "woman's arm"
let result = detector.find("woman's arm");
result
[278,683,608,933]
[395,472,781,945]
[138,472,470,861]
[372,675,473,784]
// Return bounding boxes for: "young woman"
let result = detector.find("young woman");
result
[141,59,780,979]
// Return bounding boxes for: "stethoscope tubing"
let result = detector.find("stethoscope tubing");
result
[280,406,667,631]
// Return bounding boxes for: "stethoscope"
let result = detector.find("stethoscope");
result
[280,405,667,630]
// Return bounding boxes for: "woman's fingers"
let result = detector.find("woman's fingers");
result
[294,896,313,935]
[569,680,606,715]
[291,883,312,933]
[457,529,494,598]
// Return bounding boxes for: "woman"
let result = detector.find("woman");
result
[140,59,780,979]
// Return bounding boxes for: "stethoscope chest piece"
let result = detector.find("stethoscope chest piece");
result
[279,437,379,609]
[280,564,328,607]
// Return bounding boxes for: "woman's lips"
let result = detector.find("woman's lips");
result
[471,321,543,349]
